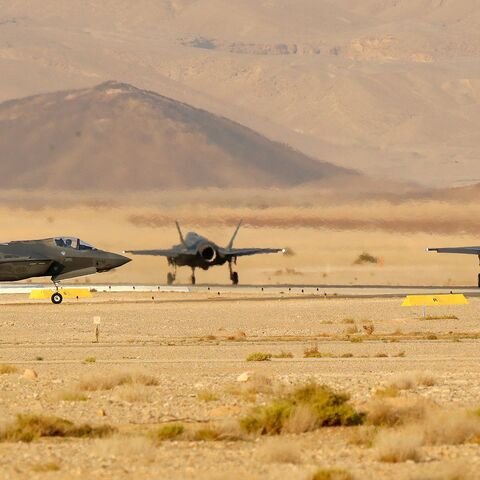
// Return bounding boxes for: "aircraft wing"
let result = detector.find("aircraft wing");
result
[124,249,182,257]
[220,248,284,258]
[428,247,480,255]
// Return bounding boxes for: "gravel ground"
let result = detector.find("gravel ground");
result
[1,291,480,479]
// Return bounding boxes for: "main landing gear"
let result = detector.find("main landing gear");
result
[167,263,177,285]
[477,273,480,289]
[51,281,63,305]
[228,261,239,285]
[191,268,196,285]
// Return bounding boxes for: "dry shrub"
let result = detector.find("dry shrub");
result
[304,344,322,358]
[228,330,247,341]
[283,404,318,434]
[345,325,358,335]
[193,427,222,442]
[240,382,364,435]
[311,468,354,480]
[363,323,375,335]
[367,398,431,427]
[348,425,377,447]
[257,438,302,464]
[421,409,480,445]
[56,389,88,402]
[375,427,423,463]
[0,364,17,375]
[342,319,355,325]
[409,462,474,480]
[0,414,114,443]
[374,386,399,398]
[77,370,158,391]
[246,352,272,362]
[197,389,219,402]
[151,423,184,442]
[31,462,60,472]
[114,384,153,403]
[388,371,437,391]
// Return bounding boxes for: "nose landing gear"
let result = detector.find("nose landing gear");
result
[51,281,63,304]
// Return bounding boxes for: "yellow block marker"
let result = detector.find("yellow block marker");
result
[29,288,92,300]
[402,294,468,307]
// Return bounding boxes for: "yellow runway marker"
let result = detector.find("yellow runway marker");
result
[29,288,92,300]
[402,294,468,307]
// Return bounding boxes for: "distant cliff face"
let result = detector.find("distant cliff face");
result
[0,81,356,191]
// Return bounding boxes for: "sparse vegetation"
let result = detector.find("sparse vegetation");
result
[349,336,363,343]
[304,345,323,358]
[151,423,184,442]
[115,384,153,403]
[353,252,378,265]
[374,386,400,398]
[31,462,61,472]
[362,323,375,335]
[367,398,431,427]
[240,382,364,435]
[77,370,158,391]
[311,468,354,480]
[193,428,221,442]
[0,364,17,375]
[342,318,355,325]
[246,352,272,362]
[197,389,219,402]
[422,315,458,321]
[57,389,88,402]
[0,414,115,442]
[84,357,96,363]
[227,330,247,341]
[375,427,423,463]
[35,356,44,361]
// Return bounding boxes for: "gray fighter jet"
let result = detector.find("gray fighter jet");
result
[125,221,284,285]
[428,246,480,287]
[0,237,131,303]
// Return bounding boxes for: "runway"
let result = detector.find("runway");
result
[0,283,478,299]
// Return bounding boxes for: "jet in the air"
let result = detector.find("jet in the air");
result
[428,246,480,287]
[125,221,284,285]
[0,237,131,303]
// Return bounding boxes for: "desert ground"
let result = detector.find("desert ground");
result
[1,290,480,479]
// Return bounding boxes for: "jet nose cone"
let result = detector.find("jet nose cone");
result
[108,253,131,269]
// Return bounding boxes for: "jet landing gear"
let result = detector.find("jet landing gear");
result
[191,268,196,286]
[51,282,63,305]
[167,272,176,285]
[228,261,239,285]
[477,273,480,289]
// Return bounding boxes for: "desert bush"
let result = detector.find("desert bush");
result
[349,337,363,343]
[311,468,354,480]
[56,389,88,402]
[374,386,399,398]
[348,425,377,447]
[0,414,114,442]
[353,252,378,265]
[345,325,359,335]
[84,357,96,363]
[77,370,158,391]
[367,399,431,427]
[375,427,423,463]
[197,389,219,402]
[114,384,153,403]
[0,364,17,375]
[342,319,355,325]
[193,428,221,441]
[304,345,323,358]
[151,423,184,442]
[240,382,364,435]
[246,352,272,362]
[421,409,480,445]
[341,353,354,358]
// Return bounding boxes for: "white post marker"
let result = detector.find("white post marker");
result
[93,316,101,343]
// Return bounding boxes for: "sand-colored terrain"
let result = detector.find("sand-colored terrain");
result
[1,291,480,479]
[1,1,479,187]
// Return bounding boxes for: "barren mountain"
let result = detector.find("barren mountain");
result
[0,81,355,190]
[0,1,479,187]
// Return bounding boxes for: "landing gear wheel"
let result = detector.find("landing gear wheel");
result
[231,271,239,285]
[191,275,196,286]
[51,292,63,305]
[478,273,480,288]
[167,272,175,285]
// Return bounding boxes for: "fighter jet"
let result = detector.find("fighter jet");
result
[428,246,480,287]
[0,237,131,303]
[125,221,284,285]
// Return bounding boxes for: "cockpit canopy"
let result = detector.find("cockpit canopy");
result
[54,237,96,251]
